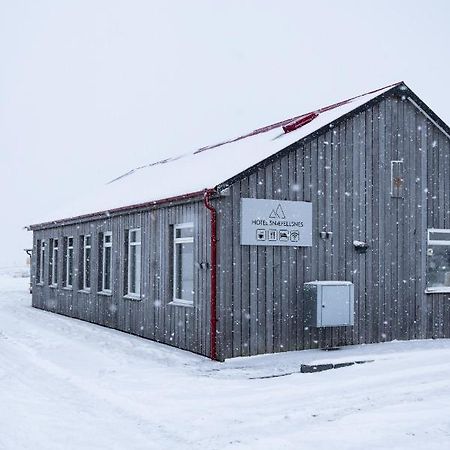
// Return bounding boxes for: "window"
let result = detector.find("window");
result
[427,229,450,292]
[126,229,141,297]
[63,236,74,288]
[36,239,45,284]
[100,232,112,292]
[49,238,59,286]
[173,223,194,305]
[80,235,91,291]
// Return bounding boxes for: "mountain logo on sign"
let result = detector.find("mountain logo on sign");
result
[269,204,286,219]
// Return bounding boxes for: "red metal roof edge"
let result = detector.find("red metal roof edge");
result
[108,81,403,183]
[192,81,403,155]
[29,189,207,230]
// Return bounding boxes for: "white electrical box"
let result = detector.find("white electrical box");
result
[304,281,354,327]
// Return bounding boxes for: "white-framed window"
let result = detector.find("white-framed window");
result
[126,228,141,297]
[80,235,91,291]
[64,236,74,288]
[172,223,194,305]
[101,232,112,292]
[49,238,59,286]
[36,239,45,284]
[426,229,450,293]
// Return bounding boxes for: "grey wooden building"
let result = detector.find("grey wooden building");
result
[29,82,450,361]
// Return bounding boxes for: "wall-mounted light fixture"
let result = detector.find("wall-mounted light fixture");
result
[353,240,369,253]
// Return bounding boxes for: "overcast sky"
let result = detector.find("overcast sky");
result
[1,0,450,267]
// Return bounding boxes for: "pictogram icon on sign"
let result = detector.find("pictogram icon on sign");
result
[256,229,266,241]
[290,230,300,242]
[268,229,278,241]
[279,230,289,241]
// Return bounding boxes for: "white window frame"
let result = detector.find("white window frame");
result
[65,236,74,288]
[428,229,450,246]
[126,228,141,298]
[172,222,194,306]
[426,228,450,293]
[50,238,59,286]
[37,239,45,285]
[82,234,91,291]
[101,232,112,293]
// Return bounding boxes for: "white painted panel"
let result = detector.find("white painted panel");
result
[240,198,312,247]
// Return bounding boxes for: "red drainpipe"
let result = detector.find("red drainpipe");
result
[203,189,218,361]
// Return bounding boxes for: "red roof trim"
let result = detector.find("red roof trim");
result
[192,81,402,155]
[282,111,319,134]
[114,82,402,177]
[29,190,207,230]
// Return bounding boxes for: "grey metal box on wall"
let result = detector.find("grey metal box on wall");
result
[303,281,354,327]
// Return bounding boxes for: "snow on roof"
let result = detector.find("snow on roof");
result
[31,82,401,227]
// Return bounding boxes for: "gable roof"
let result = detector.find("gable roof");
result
[30,81,411,229]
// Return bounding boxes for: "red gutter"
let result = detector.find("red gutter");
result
[203,189,218,361]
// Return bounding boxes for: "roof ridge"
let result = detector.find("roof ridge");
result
[107,81,402,184]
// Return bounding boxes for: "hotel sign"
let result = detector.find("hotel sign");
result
[240,198,312,247]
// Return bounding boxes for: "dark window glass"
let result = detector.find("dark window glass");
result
[427,245,450,289]
[63,237,74,288]
[36,240,42,283]
[176,226,194,239]
[127,229,141,296]
[429,232,450,242]
[49,238,59,285]
[175,240,194,302]
[104,244,111,290]
[68,246,73,286]
[54,239,59,285]
[85,246,91,289]
[80,235,91,290]
[40,241,45,284]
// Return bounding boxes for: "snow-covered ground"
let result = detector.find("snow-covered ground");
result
[1,270,450,450]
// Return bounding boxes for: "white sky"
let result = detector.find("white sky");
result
[1,0,450,267]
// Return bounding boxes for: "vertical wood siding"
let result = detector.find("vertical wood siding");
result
[216,94,450,359]
[32,200,211,357]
